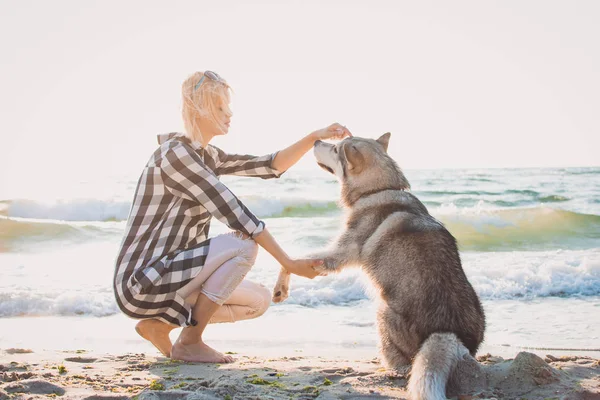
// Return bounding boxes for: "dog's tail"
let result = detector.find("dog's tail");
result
[407,332,468,400]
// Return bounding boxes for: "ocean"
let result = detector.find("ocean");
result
[1,166,599,356]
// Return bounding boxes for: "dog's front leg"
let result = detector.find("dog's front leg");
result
[309,239,360,274]
[317,251,353,273]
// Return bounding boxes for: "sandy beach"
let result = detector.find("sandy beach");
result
[1,345,598,400]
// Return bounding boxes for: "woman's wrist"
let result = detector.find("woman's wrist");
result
[308,130,320,143]
[309,124,351,143]
[279,254,293,270]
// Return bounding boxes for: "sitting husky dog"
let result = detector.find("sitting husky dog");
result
[272,133,485,400]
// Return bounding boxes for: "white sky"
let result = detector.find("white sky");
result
[1,0,599,192]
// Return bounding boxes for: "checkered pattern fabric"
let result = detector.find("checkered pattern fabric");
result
[113,132,283,327]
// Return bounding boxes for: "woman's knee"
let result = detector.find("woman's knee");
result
[238,237,259,265]
[248,283,271,318]
[210,232,258,268]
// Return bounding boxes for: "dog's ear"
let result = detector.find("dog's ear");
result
[376,132,391,152]
[341,142,364,174]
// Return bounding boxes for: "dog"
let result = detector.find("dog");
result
[272,133,485,400]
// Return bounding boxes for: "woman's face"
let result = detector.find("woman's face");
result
[198,96,231,139]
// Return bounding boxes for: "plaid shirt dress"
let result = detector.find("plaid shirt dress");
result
[113,132,283,327]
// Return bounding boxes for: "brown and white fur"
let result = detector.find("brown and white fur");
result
[272,133,485,400]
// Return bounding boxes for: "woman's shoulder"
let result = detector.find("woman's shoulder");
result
[159,132,208,155]
[142,133,189,167]
[157,132,188,149]
[205,144,224,159]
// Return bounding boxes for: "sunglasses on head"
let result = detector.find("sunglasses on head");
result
[194,71,225,91]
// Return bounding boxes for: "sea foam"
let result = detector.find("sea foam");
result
[1,250,597,317]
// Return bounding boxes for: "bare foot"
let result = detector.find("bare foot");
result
[171,340,235,363]
[135,319,175,357]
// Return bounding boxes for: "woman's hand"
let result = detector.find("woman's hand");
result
[252,228,324,279]
[282,258,323,279]
[311,123,352,142]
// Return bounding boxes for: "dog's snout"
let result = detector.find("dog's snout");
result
[314,140,323,146]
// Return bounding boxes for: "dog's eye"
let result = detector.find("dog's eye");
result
[333,147,338,154]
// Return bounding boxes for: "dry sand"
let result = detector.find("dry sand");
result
[1,347,598,400]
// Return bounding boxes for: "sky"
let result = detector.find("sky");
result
[1,0,599,194]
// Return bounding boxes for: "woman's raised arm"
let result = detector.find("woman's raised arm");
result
[271,123,352,173]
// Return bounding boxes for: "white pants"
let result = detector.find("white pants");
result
[176,232,271,324]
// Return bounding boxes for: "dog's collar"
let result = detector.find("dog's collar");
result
[349,187,407,206]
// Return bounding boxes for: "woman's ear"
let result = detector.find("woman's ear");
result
[342,142,365,174]
[376,132,391,152]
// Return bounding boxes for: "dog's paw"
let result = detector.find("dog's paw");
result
[319,257,340,273]
[272,285,289,303]
[313,264,330,276]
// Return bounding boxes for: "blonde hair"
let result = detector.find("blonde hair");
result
[181,71,233,144]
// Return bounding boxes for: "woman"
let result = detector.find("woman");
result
[113,71,351,363]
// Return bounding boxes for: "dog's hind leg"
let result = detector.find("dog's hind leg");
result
[272,268,291,303]
[377,304,414,370]
[379,330,411,371]
[378,324,411,370]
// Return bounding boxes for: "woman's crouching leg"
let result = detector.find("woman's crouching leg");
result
[171,233,259,362]
[176,232,258,303]
[199,237,259,305]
